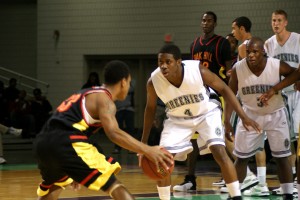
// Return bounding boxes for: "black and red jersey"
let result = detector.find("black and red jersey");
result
[47,86,111,136]
[190,34,231,84]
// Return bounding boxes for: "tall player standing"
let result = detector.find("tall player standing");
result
[141,43,261,200]
[173,11,233,192]
[264,9,300,196]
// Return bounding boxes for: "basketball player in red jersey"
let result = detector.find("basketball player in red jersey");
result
[34,60,173,200]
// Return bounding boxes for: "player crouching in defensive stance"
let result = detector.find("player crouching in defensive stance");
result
[226,37,295,200]
[141,44,261,200]
[34,60,173,200]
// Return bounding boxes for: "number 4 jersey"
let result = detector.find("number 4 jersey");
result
[151,60,219,118]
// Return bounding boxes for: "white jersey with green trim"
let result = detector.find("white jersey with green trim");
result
[151,60,218,118]
[235,57,285,115]
[264,32,300,92]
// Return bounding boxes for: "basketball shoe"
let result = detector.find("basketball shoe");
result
[212,178,225,186]
[7,127,22,137]
[220,173,258,193]
[243,183,270,196]
[271,186,297,195]
[173,175,196,192]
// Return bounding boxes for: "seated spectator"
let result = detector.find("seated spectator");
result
[31,88,53,133]
[10,90,36,138]
[0,123,22,164]
[81,72,101,89]
[4,78,20,125]
[0,81,8,124]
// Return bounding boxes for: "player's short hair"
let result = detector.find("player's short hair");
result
[104,60,130,85]
[273,9,288,20]
[203,11,217,22]
[159,44,181,60]
[246,37,265,51]
[233,16,252,32]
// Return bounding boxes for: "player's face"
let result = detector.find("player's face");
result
[271,13,288,34]
[226,35,238,54]
[201,14,216,34]
[231,22,242,41]
[246,42,264,67]
[158,53,181,80]
[119,75,132,101]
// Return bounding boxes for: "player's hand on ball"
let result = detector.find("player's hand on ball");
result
[144,146,174,173]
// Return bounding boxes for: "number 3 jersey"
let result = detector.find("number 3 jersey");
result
[151,60,218,118]
[235,57,284,114]
[48,87,110,134]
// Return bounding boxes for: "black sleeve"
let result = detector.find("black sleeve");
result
[189,41,194,59]
[219,38,232,62]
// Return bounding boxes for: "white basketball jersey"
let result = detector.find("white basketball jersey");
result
[235,58,284,114]
[151,60,218,118]
[264,32,300,91]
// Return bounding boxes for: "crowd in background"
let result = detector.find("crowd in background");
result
[0,78,52,139]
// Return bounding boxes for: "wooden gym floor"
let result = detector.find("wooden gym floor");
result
[0,133,289,200]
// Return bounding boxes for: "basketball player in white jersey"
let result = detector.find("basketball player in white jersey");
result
[231,16,252,61]
[264,9,300,195]
[231,16,269,197]
[141,44,261,200]
[225,37,295,200]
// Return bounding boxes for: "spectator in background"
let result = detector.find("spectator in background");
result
[4,78,20,125]
[81,72,101,89]
[10,90,35,138]
[0,81,8,124]
[0,123,22,164]
[112,81,135,154]
[4,78,20,103]
[31,88,53,133]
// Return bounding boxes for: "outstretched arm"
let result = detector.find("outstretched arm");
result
[97,92,172,170]
[141,78,159,144]
[260,63,300,105]
[200,64,261,137]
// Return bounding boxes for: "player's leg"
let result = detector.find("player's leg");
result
[173,133,198,192]
[200,108,241,199]
[210,144,241,199]
[267,108,294,199]
[37,185,63,200]
[105,179,135,200]
[159,117,194,199]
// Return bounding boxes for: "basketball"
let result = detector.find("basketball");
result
[140,148,174,180]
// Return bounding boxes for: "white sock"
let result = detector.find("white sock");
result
[257,167,266,185]
[226,181,241,197]
[292,167,296,175]
[157,185,171,200]
[281,183,293,194]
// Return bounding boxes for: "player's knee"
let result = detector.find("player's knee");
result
[101,175,124,197]
[210,145,230,163]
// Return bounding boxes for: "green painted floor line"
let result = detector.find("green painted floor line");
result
[136,195,290,200]
[0,163,38,171]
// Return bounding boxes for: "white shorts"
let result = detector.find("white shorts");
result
[160,108,225,161]
[234,107,291,158]
[286,90,300,137]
